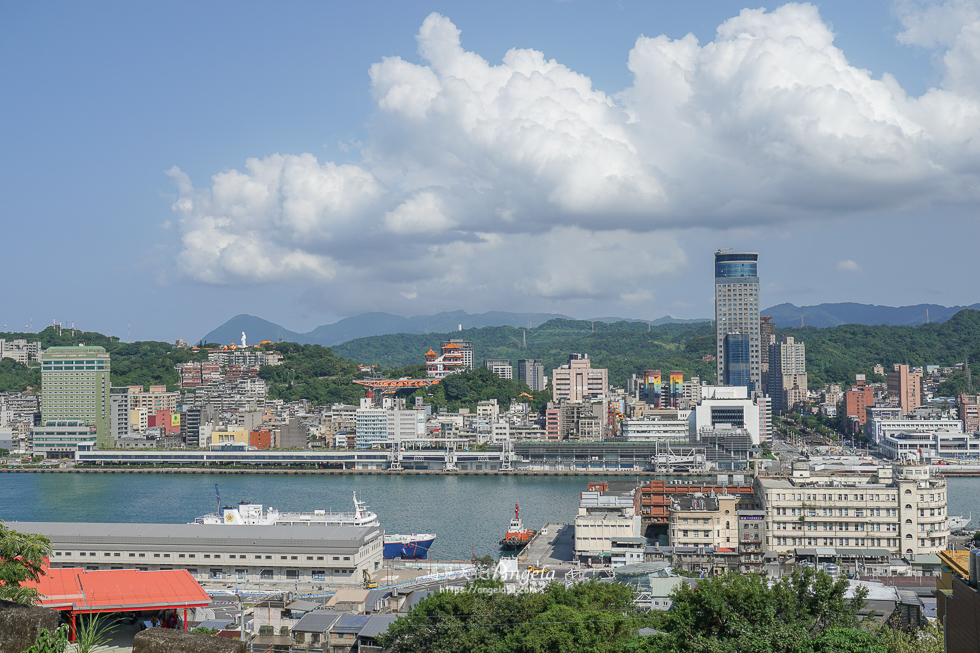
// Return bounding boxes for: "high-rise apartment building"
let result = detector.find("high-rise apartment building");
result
[41,346,111,448]
[759,316,776,389]
[843,378,874,434]
[714,251,761,392]
[517,359,545,391]
[483,359,513,379]
[887,364,922,416]
[768,335,807,412]
[551,354,608,402]
[0,339,42,365]
[958,395,980,433]
[109,386,134,441]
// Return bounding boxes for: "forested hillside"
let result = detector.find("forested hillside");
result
[5,310,980,399]
[337,310,980,390]
[0,327,207,392]
[785,309,980,388]
[334,319,718,387]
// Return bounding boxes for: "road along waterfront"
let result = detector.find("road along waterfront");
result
[2,473,978,561]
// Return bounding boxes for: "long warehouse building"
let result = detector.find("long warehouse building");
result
[9,522,384,587]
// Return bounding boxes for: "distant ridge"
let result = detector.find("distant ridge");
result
[761,302,980,328]
[200,311,711,347]
[201,303,979,347]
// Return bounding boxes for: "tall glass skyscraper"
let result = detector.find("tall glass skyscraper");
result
[714,251,760,392]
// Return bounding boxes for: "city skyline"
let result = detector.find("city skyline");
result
[4,1,980,342]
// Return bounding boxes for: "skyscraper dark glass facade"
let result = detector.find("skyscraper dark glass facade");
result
[714,251,760,393]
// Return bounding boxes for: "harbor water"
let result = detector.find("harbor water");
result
[1,473,978,561]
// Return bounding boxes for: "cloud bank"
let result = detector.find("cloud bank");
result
[168,2,980,315]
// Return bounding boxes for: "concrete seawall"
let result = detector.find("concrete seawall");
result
[0,466,673,477]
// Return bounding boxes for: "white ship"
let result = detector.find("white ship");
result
[948,512,972,531]
[193,491,379,527]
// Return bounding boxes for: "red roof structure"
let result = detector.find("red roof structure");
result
[30,568,210,613]
[23,568,210,638]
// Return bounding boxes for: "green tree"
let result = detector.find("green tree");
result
[380,579,644,653]
[873,618,943,653]
[191,626,219,635]
[0,520,52,605]
[648,568,868,653]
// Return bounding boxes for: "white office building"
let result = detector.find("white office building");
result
[573,490,641,564]
[689,386,763,445]
[879,430,980,461]
[865,415,963,445]
[620,416,690,442]
[483,359,513,380]
[354,404,426,449]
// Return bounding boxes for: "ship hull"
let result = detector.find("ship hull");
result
[499,536,533,551]
[384,536,436,560]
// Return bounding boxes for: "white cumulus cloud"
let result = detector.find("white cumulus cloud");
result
[167,3,980,315]
[837,259,863,273]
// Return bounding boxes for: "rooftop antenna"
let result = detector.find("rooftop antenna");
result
[522,330,526,348]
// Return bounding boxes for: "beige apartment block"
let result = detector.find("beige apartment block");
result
[552,354,608,402]
[756,460,947,557]
[669,493,739,549]
[573,490,640,563]
[888,364,923,416]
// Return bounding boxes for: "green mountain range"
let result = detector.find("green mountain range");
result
[336,310,980,390]
[5,309,980,402]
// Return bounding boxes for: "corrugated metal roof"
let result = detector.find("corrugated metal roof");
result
[358,614,398,639]
[334,614,370,633]
[28,568,210,613]
[293,611,343,632]
[8,521,378,549]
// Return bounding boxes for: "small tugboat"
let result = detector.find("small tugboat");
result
[499,503,535,550]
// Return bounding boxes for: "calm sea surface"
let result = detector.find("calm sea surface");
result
[1,473,978,560]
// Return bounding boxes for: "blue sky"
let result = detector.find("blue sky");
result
[2,1,978,342]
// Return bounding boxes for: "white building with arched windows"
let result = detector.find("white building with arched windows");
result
[755,459,948,558]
